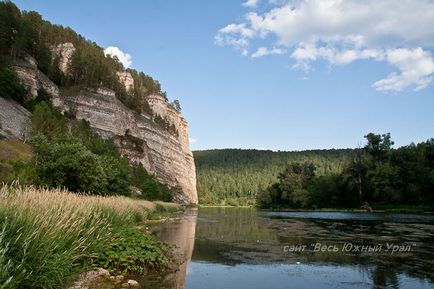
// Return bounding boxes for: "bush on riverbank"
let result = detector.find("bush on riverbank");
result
[96,228,170,273]
[147,203,182,220]
[0,184,176,289]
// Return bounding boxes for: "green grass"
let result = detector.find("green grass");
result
[0,139,31,161]
[0,140,32,184]
[96,228,171,273]
[147,203,181,220]
[0,185,179,289]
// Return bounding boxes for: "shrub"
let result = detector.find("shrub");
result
[0,162,13,183]
[96,228,170,273]
[31,135,130,196]
[0,65,26,104]
[225,197,240,206]
[30,101,65,140]
[23,88,51,112]
[130,164,175,202]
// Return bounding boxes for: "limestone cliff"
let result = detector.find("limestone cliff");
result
[9,53,198,204]
[0,97,31,140]
[12,56,60,101]
[51,42,75,75]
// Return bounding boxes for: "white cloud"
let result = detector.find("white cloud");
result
[216,0,434,91]
[241,0,434,47]
[291,46,384,70]
[251,47,285,58]
[215,23,256,56]
[242,0,259,8]
[374,48,434,92]
[268,0,290,5]
[189,137,197,144]
[104,46,132,68]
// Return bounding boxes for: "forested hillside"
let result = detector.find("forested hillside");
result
[194,148,352,205]
[195,135,434,210]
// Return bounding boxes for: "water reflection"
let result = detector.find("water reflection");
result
[155,209,197,289]
[265,211,434,223]
[134,209,198,289]
[142,208,434,289]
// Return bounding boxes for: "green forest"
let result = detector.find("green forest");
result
[195,134,434,210]
[194,148,352,205]
[0,1,177,201]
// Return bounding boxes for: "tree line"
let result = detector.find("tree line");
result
[194,148,351,205]
[256,133,434,210]
[195,134,434,210]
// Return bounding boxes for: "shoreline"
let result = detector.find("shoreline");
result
[68,203,184,289]
[197,204,434,214]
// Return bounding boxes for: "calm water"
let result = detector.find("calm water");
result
[139,208,434,289]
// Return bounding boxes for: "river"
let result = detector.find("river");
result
[137,207,434,289]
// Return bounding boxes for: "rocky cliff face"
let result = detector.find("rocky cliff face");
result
[9,51,198,204]
[12,56,60,101]
[51,42,75,75]
[117,71,134,91]
[0,97,31,140]
[59,88,197,204]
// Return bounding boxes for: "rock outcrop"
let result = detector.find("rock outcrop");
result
[59,88,197,204]
[11,56,60,101]
[9,54,198,204]
[117,71,134,91]
[148,95,190,152]
[51,42,76,75]
[0,97,31,140]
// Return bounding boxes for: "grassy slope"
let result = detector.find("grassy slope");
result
[0,185,180,289]
[0,139,32,183]
[0,139,31,161]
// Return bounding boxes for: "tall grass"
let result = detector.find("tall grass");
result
[0,184,161,289]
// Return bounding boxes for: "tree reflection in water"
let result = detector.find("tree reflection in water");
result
[138,208,434,289]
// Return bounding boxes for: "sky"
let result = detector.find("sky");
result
[13,0,434,151]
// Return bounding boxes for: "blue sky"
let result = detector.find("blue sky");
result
[13,0,434,151]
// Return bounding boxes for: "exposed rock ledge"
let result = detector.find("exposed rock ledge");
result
[0,97,31,139]
[9,55,198,204]
[59,88,197,204]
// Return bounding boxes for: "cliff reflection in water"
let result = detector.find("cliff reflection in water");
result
[152,209,198,289]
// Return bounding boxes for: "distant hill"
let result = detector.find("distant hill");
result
[193,148,353,205]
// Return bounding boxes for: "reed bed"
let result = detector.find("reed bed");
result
[0,184,165,289]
